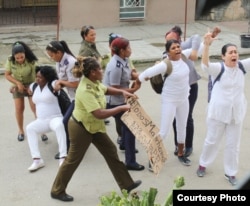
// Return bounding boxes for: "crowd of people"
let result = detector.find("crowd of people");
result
[4,24,250,202]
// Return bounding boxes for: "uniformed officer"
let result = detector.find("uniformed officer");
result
[50,57,142,202]
[103,37,144,171]
[46,40,80,159]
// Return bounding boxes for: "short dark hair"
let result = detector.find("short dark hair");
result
[165,39,180,52]
[165,25,183,37]
[171,26,182,37]
[35,65,58,83]
[221,43,237,56]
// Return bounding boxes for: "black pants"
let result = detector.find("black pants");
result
[107,103,137,166]
[173,83,198,148]
[106,103,123,138]
[63,100,75,151]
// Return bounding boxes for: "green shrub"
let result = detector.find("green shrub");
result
[98,176,185,206]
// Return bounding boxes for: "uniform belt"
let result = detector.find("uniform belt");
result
[71,115,83,126]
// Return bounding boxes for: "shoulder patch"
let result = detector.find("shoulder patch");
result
[116,61,121,68]
[63,59,69,66]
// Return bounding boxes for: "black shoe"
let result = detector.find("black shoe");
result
[174,147,178,156]
[119,145,139,153]
[184,147,193,157]
[41,134,48,141]
[119,145,125,151]
[125,180,142,193]
[104,119,110,125]
[51,193,74,202]
[126,163,145,171]
[17,134,24,141]
[54,152,60,159]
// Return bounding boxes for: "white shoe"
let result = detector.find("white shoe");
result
[28,159,45,172]
[59,158,65,167]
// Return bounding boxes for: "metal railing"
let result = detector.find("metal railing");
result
[0,0,58,26]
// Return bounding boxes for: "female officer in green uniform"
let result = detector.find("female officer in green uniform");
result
[5,41,48,142]
[79,25,110,125]
[50,57,141,202]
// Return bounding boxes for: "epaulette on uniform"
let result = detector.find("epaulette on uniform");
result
[116,61,122,68]
[64,59,69,66]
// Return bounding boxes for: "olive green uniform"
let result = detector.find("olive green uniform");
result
[51,77,134,195]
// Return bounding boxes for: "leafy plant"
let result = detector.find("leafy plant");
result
[163,176,185,206]
[98,176,185,206]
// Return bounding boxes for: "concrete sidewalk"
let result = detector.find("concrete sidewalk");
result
[1,20,250,72]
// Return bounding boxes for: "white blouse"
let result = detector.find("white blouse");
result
[202,59,250,124]
[139,49,192,102]
[56,52,79,101]
[30,81,62,119]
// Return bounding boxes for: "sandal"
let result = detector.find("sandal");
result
[17,134,25,141]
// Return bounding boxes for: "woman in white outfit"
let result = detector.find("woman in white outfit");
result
[134,39,198,166]
[196,33,249,186]
[26,65,67,172]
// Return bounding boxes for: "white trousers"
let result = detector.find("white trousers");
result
[159,99,189,143]
[199,118,242,176]
[26,117,67,159]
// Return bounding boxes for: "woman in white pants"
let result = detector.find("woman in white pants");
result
[196,32,250,186]
[26,65,67,172]
[134,39,198,166]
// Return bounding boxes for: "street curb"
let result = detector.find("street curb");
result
[1,52,249,75]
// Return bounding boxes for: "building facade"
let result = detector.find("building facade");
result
[59,0,196,29]
[0,0,248,29]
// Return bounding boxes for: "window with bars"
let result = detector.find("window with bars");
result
[120,0,145,20]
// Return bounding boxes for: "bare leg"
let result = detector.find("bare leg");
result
[14,97,25,134]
